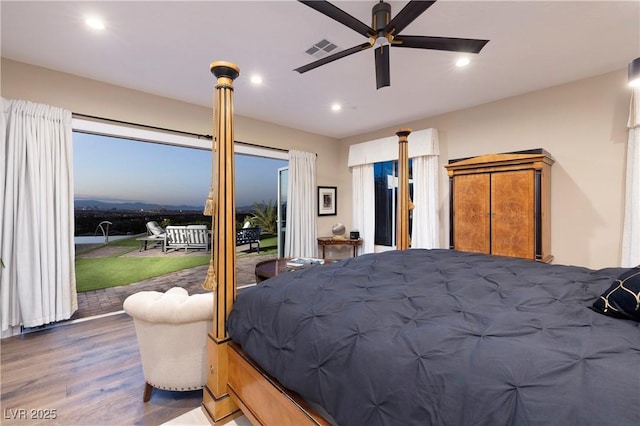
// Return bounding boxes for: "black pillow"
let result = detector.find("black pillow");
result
[592,266,640,322]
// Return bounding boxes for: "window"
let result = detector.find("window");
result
[374,160,413,247]
[73,132,212,238]
[72,119,287,242]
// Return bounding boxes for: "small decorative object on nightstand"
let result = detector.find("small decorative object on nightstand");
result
[332,223,346,240]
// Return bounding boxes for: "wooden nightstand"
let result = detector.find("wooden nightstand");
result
[317,237,362,258]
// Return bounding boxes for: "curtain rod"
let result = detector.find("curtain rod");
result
[71,112,289,153]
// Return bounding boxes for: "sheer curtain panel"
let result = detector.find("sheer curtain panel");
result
[411,154,440,249]
[622,87,640,267]
[1,98,77,337]
[351,164,375,254]
[284,150,317,257]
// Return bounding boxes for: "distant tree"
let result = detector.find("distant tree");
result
[251,200,277,235]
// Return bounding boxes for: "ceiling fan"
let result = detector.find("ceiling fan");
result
[294,0,489,89]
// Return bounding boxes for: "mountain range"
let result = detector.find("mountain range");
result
[75,199,255,212]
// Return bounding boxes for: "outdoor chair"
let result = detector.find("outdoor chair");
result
[146,221,166,237]
[137,221,166,251]
[123,287,213,402]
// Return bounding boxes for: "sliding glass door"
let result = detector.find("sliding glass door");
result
[277,167,288,258]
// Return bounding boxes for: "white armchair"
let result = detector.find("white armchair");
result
[123,287,213,402]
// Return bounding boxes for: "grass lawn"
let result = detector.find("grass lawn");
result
[76,233,277,292]
[76,256,210,292]
[75,236,210,292]
[238,234,277,257]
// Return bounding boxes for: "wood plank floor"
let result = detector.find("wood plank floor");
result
[1,313,203,425]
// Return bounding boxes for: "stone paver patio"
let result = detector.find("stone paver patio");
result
[71,244,276,320]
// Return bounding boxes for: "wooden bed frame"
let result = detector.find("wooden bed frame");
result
[201,61,412,425]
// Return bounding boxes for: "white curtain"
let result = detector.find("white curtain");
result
[411,154,440,248]
[621,87,640,267]
[1,98,77,336]
[284,150,317,257]
[351,164,375,254]
[349,128,440,251]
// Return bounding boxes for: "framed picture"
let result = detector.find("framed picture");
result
[317,186,337,216]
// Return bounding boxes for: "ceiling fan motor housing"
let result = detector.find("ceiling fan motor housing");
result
[373,1,391,34]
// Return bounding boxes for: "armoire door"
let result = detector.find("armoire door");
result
[491,170,535,259]
[453,173,490,254]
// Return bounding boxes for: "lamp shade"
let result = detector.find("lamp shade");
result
[629,57,640,87]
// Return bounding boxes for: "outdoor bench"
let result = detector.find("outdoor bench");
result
[236,227,261,253]
[164,225,210,253]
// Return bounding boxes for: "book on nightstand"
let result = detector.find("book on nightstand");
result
[286,257,325,267]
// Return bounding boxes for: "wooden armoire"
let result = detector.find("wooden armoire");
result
[444,149,554,262]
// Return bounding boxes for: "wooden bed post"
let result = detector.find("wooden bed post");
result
[202,61,242,424]
[396,128,412,250]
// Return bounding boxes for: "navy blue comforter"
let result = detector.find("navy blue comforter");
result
[227,249,640,426]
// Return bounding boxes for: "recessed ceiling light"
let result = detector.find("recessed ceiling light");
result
[331,103,342,112]
[85,17,105,30]
[250,75,263,85]
[456,57,470,67]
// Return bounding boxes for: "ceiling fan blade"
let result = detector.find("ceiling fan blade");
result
[375,45,390,89]
[294,42,373,74]
[393,35,489,53]
[298,0,375,37]
[384,1,436,36]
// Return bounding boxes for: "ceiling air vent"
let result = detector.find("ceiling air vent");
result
[305,39,338,59]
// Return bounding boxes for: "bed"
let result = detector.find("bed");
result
[227,249,640,425]
[203,60,639,426]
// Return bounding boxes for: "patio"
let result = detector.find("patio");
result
[70,243,276,321]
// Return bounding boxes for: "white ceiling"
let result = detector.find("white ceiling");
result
[2,1,639,139]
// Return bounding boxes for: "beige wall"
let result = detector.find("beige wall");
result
[3,58,631,268]
[1,58,343,239]
[339,69,630,269]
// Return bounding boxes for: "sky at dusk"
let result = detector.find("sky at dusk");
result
[73,132,287,208]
